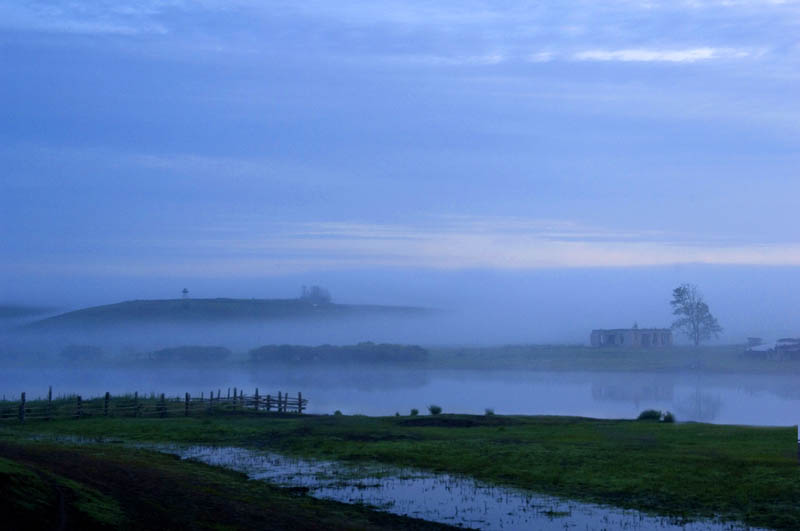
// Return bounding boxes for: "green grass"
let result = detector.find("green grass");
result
[4,412,799,529]
[0,440,454,530]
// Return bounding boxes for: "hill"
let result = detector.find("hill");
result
[22,298,428,330]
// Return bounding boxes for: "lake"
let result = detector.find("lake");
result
[2,365,799,428]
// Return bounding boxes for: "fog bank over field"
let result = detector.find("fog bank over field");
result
[3,264,799,347]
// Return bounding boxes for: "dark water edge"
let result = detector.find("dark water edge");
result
[2,366,799,429]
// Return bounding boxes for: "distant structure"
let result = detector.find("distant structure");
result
[181,288,189,299]
[746,338,800,360]
[590,328,673,348]
[300,285,332,304]
[746,337,763,348]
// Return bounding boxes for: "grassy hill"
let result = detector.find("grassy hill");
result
[22,298,428,330]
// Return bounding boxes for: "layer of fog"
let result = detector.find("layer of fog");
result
[2,265,799,355]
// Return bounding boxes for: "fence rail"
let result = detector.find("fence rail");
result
[0,386,307,423]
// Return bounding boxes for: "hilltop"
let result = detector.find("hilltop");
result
[22,298,429,330]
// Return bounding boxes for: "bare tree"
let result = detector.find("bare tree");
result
[670,283,722,346]
[300,285,332,304]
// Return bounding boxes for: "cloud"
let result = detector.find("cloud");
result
[573,47,749,63]
[24,217,800,276]
[381,53,506,66]
[528,51,554,63]
[0,2,172,35]
[252,218,800,269]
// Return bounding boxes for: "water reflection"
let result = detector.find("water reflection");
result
[166,445,763,531]
[1,367,799,427]
[675,390,723,423]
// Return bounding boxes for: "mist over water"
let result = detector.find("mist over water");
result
[3,365,800,428]
[4,264,800,346]
[4,2,800,528]
[3,264,800,429]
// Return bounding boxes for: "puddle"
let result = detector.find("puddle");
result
[149,444,764,531]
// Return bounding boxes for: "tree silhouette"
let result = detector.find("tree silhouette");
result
[300,285,331,304]
[670,283,722,346]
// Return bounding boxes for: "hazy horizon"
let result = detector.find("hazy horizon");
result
[3,1,799,345]
[2,263,798,345]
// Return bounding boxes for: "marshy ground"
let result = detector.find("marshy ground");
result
[2,411,799,529]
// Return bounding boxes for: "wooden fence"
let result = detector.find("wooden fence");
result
[0,386,307,423]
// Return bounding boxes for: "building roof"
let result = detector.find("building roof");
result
[591,328,671,333]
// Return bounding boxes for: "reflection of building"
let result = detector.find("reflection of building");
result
[592,382,674,405]
[675,390,721,422]
[590,328,673,348]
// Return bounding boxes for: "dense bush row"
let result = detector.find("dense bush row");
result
[249,341,429,363]
[148,346,231,362]
[53,342,427,363]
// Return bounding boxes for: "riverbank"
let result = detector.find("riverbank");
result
[0,439,455,530]
[3,344,796,375]
[3,412,798,529]
[427,344,798,373]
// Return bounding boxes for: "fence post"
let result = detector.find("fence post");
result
[134,391,139,417]
[104,392,110,417]
[254,388,259,411]
[278,391,283,413]
[266,394,271,412]
[159,393,166,418]
[227,388,231,399]
[185,393,190,417]
[18,392,25,423]
[217,389,221,400]
[240,389,243,409]
[298,392,303,414]
[209,390,214,412]
[233,387,237,409]
[76,395,82,419]
[47,386,53,421]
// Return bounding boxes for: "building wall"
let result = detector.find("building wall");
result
[590,329,672,348]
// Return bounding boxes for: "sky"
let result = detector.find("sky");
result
[1,1,800,341]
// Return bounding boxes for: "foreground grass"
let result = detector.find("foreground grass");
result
[0,439,455,530]
[4,412,799,529]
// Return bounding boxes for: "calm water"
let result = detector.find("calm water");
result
[2,366,799,427]
[157,444,762,531]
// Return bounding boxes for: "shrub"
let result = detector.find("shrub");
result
[333,410,343,416]
[637,409,662,421]
[485,408,495,416]
[410,408,419,416]
[662,411,675,423]
[428,404,442,415]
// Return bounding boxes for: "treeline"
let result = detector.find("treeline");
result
[49,343,426,364]
[57,345,231,363]
[149,346,231,362]
[249,342,428,363]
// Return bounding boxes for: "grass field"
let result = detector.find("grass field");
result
[0,439,455,530]
[3,411,798,529]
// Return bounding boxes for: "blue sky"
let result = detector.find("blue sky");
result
[2,1,800,338]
